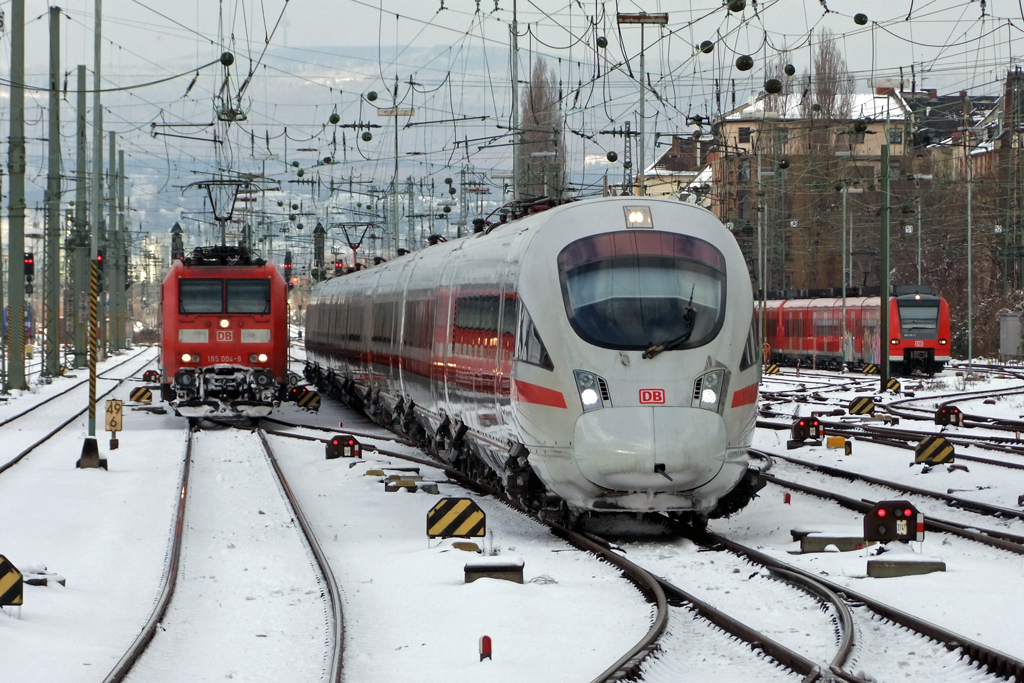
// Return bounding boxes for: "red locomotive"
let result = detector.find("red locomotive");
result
[764,286,951,375]
[160,245,289,417]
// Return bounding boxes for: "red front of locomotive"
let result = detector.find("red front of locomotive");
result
[161,255,288,417]
[888,293,950,374]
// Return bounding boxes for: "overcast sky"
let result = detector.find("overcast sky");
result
[0,0,1019,251]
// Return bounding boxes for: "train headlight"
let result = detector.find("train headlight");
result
[181,353,198,363]
[219,319,230,328]
[891,338,900,345]
[574,370,607,412]
[258,353,268,362]
[622,205,653,228]
[694,369,726,412]
[939,339,948,345]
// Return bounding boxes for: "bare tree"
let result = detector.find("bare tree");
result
[799,29,854,121]
[762,54,796,115]
[518,58,565,198]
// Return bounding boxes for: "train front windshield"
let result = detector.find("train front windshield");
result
[897,298,940,339]
[557,231,726,350]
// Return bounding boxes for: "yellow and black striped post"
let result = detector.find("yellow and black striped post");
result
[88,260,99,435]
[915,436,955,465]
[19,305,26,364]
[78,259,104,469]
[0,555,23,606]
[427,498,486,538]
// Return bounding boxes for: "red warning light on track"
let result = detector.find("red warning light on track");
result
[877,509,886,517]
[639,389,665,404]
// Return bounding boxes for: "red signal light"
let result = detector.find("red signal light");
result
[332,439,339,445]
[348,439,354,445]
[905,509,912,517]
[877,509,886,517]
[799,420,805,426]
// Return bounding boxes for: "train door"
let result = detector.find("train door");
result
[433,245,464,409]
[390,257,417,399]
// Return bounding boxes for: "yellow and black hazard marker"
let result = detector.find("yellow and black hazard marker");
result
[886,378,901,394]
[763,363,780,375]
[0,555,24,606]
[848,396,875,415]
[130,386,153,404]
[297,390,321,411]
[863,363,878,374]
[915,435,955,465]
[427,497,486,538]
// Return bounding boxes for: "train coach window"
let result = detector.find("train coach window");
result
[226,279,271,314]
[179,279,223,314]
[557,231,726,351]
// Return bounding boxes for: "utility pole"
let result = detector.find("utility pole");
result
[967,126,974,371]
[406,177,416,249]
[115,149,126,351]
[7,0,27,390]
[44,6,61,377]
[392,75,400,254]
[841,183,848,363]
[616,12,668,197]
[880,143,891,392]
[73,65,88,369]
[459,167,470,238]
[0,168,6,394]
[756,150,765,350]
[511,0,520,202]
[80,0,104,467]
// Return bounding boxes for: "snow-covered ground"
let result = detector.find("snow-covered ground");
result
[0,349,653,682]
[2,354,1023,682]
[745,366,1024,667]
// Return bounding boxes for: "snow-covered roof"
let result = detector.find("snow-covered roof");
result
[719,91,907,123]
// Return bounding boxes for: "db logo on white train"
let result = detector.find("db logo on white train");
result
[639,389,665,404]
[216,330,234,342]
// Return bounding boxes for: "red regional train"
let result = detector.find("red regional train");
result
[764,287,951,375]
[160,245,289,417]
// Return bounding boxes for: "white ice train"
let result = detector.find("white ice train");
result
[305,197,763,524]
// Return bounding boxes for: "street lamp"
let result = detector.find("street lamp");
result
[617,12,668,197]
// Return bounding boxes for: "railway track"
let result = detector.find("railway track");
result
[265,416,856,683]
[0,347,157,475]
[272,411,1019,681]
[106,424,343,683]
[753,449,1024,554]
[0,346,153,429]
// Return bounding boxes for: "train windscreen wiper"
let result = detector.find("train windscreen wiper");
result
[643,286,696,360]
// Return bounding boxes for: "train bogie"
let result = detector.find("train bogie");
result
[306,198,762,520]
[160,246,288,417]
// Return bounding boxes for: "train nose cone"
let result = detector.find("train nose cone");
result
[573,407,726,491]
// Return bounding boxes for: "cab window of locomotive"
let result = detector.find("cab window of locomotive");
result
[557,232,726,351]
[226,279,270,314]
[179,279,223,314]
[515,304,554,370]
[898,300,940,337]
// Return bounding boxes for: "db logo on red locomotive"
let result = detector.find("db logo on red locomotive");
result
[639,389,665,404]
[216,330,234,342]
